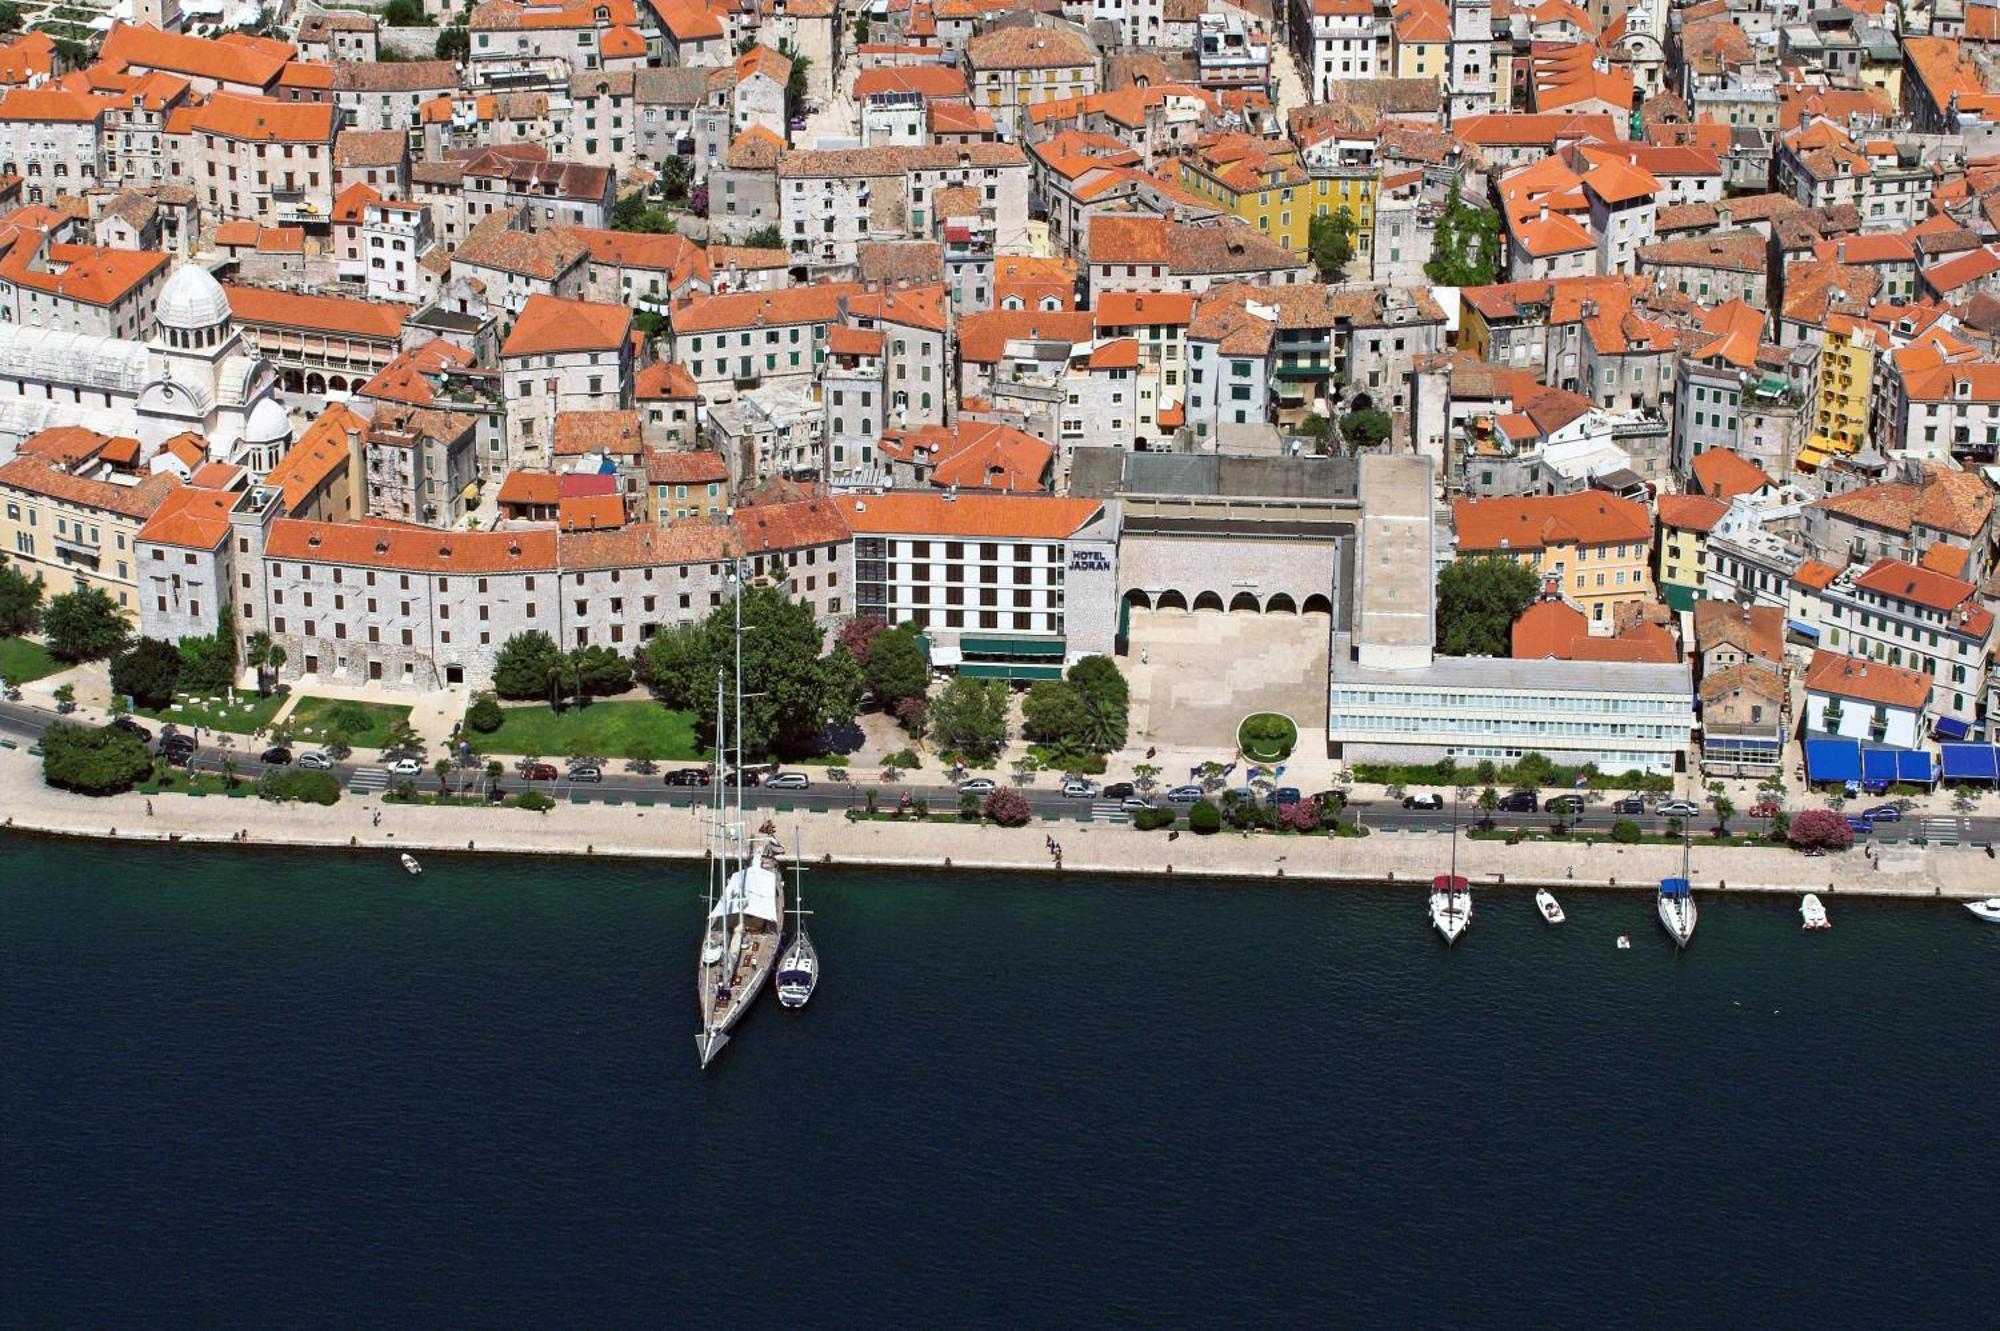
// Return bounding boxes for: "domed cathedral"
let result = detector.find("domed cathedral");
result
[0,263,293,474]
[137,265,290,472]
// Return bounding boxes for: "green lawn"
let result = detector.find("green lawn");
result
[138,690,287,734]
[466,701,701,760]
[286,696,414,749]
[0,637,63,686]
[1238,712,1298,762]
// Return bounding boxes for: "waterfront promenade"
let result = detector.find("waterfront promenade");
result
[3,744,1990,900]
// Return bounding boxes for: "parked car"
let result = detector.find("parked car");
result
[1748,798,1781,818]
[1612,796,1648,815]
[1167,784,1205,805]
[1497,790,1539,813]
[765,771,811,790]
[1845,814,1875,833]
[1544,793,1587,814]
[1863,803,1902,822]
[161,744,195,768]
[110,716,153,743]
[1100,781,1135,800]
[727,769,763,787]
[569,765,603,783]
[524,762,560,782]
[1120,795,1154,812]
[160,733,196,757]
[298,751,333,771]
[1272,787,1302,807]
[958,777,997,796]
[665,768,711,787]
[389,757,424,778]
[1656,799,1702,817]
[1313,789,1349,811]
[1402,792,1444,810]
[1060,778,1097,799]
[260,746,293,766]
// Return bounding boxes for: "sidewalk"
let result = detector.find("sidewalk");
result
[3,740,1985,899]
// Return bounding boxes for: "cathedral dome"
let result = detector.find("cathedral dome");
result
[156,264,232,331]
[244,396,291,446]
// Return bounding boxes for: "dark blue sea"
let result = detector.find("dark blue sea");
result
[3,832,1995,1327]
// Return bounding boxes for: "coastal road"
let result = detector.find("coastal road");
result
[4,702,1994,845]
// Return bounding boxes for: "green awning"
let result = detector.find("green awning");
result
[1275,365,1331,381]
[1662,582,1699,613]
[959,663,1066,680]
[959,635,1066,658]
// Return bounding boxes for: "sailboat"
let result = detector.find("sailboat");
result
[697,573,787,1068]
[776,834,818,1009]
[1429,794,1471,944]
[1657,817,1697,948]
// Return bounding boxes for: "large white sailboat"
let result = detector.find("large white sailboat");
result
[1657,820,1697,948]
[696,577,786,1068]
[1429,795,1471,944]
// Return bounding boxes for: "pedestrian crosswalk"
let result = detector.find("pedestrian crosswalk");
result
[349,766,390,794]
[1920,817,1960,844]
[1090,801,1129,823]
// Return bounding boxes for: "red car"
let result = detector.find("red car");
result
[524,762,560,781]
[1749,798,1781,818]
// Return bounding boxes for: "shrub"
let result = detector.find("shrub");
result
[110,637,185,711]
[959,791,981,820]
[982,787,1032,826]
[1610,819,1643,844]
[884,747,921,770]
[912,796,929,818]
[514,790,556,812]
[41,721,151,795]
[1188,799,1222,834]
[256,769,340,805]
[466,693,505,733]
[1788,807,1854,852]
[1277,799,1320,833]
[1132,806,1176,831]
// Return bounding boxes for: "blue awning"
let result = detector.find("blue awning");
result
[1659,877,1690,898]
[1899,751,1934,783]
[1804,737,1860,783]
[1941,743,2000,783]
[1860,746,1934,787]
[1935,715,1970,740]
[1786,619,1821,639]
[1862,748,1897,785]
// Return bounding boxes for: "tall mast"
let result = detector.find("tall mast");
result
[1449,792,1459,887]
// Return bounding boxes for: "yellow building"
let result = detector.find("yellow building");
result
[0,455,178,619]
[1453,492,1658,626]
[1178,136,1376,257]
[1655,494,1730,612]
[1801,314,1881,470]
[1392,0,1451,81]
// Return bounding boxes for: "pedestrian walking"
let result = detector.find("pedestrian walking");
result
[145,800,154,818]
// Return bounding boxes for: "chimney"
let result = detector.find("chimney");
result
[1716,204,1732,233]
[1539,202,1549,222]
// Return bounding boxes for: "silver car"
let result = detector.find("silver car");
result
[297,751,333,770]
[958,777,997,795]
[765,771,811,790]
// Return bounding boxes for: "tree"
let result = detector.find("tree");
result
[52,682,75,712]
[981,787,1032,826]
[864,623,928,708]
[837,613,886,661]
[178,623,235,694]
[742,223,784,250]
[777,41,810,117]
[492,630,565,700]
[244,631,274,695]
[853,13,869,41]
[1278,798,1321,833]
[1424,187,1503,287]
[467,693,504,733]
[1340,408,1393,451]
[51,38,87,72]
[635,622,704,710]
[435,25,469,60]
[42,586,128,662]
[381,719,425,759]
[1188,799,1222,834]
[110,637,183,710]
[41,721,151,795]
[569,643,634,698]
[0,552,42,636]
[894,695,929,740]
[382,0,432,23]
[1476,785,1500,828]
[1708,784,1735,837]
[1022,679,1090,750]
[1308,206,1356,283]
[1133,763,1160,792]
[659,154,693,205]
[0,3,23,34]
[611,191,677,234]
[1788,808,1854,852]
[669,584,859,757]
[435,758,454,794]
[1434,556,1539,657]
[930,676,1010,762]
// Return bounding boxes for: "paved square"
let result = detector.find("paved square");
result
[1124,607,1330,750]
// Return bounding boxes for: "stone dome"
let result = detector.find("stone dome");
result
[244,396,291,444]
[156,264,232,330]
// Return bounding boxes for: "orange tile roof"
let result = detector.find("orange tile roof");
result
[1657,493,1729,532]
[732,497,853,552]
[0,455,176,520]
[561,519,738,569]
[1805,648,1931,709]
[854,66,968,99]
[1087,338,1140,370]
[267,518,561,573]
[0,31,54,86]
[1693,599,1784,662]
[100,23,293,89]
[669,282,860,336]
[1918,542,1971,577]
[958,309,1095,362]
[1454,491,1652,551]
[1513,210,1595,256]
[553,408,644,456]
[636,360,701,400]
[0,235,165,307]
[1690,448,1772,500]
[1094,291,1195,327]
[834,491,1100,539]
[1793,559,1841,590]
[1853,557,1991,632]
[558,492,628,531]
[265,403,364,511]
[182,91,334,142]
[1809,466,1993,537]
[18,425,134,466]
[497,470,559,507]
[642,447,727,484]
[224,283,411,340]
[0,87,116,123]
[501,293,632,356]
[136,482,237,550]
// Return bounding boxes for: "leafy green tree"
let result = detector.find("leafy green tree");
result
[1188,799,1222,834]
[0,3,24,34]
[51,38,87,71]
[435,25,468,59]
[178,631,235,694]
[1435,556,1539,657]
[41,721,151,794]
[853,13,869,41]
[864,624,928,707]
[1611,819,1643,843]
[635,622,704,710]
[1476,786,1500,828]
[492,630,565,700]
[929,676,1010,762]
[659,154,693,204]
[1066,655,1129,753]
[258,769,341,805]
[1710,789,1735,837]
[742,223,784,250]
[669,584,860,757]
[110,636,183,710]
[1425,187,1502,287]
[467,693,504,733]
[1340,408,1392,451]
[569,643,633,698]
[1022,679,1089,747]
[42,586,128,662]
[0,552,42,635]
[1308,206,1356,283]
[776,41,810,116]
[611,191,677,234]
[382,0,431,23]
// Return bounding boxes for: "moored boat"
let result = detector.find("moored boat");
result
[1966,898,2000,924]
[776,837,818,1009]
[1657,877,1697,948]
[400,854,421,875]
[1535,888,1566,925]
[1428,795,1470,944]
[1800,893,1830,930]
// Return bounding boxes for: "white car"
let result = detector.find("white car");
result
[388,757,424,777]
[297,751,333,770]
[1120,795,1154,811]
[765,771,811,790]
[1061,779,1097,799]
[1166,784,1205,805]
[958,777,997,795]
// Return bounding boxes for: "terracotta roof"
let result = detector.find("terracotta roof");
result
[642,447,728,483]
[496,471,559,506]
[1793,559,1841,591]
[1853,558,1991,632]
[1637,229,1766,274]
[1810,467,1993,538]
[669,282,860,335]
[882,421,1052,492]
[566,225,705,282]
[776,142,1027,178]
[1511,597,1677,662]
[268,518,561,572]
[1454,491,1652,551]
[0,31,55,86]
[554,409,644,456]
[455,214,589,280]
[833,491,1100,539]
[558,493,627,531]
[1691,448,1773,500]
[502,293,632,356]
[335,128,405,168]
[724,124,784,170]
[223,283,411,340]
[967,25,1094,70]
[135,482,237,550]
[732,497,853,552]
[182,92,334,143]
[1452,111,1618,148]
[1693,599,1784,662]
[958,308,1095,362]
[0,234,165,307]
[0,87,115,123]
[1657,493,1730,533]
[1088,215,1302,273]
[1094,291,1196,327]
[854,66,968,99]
[636,360,701,400]
[17,426,134,466]
[1699,660,1784,707]
[1805,649,1931,709]
[0,455,175,520]
[100,23,293,88]
[265,403,365,511]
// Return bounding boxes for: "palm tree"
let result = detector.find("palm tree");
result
[245,631,272,694]
[266,643,287,689]
[435,758,453,795]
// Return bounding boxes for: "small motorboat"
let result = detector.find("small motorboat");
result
[1535,888,1566,925]
[1966,898,2000,924]
[399,854,421,875]
[1800,893,1830,930]
[1615,935,1631,950]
